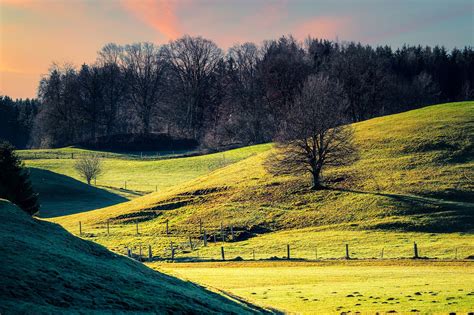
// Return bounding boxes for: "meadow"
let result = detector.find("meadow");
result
[153,260,474,314]
[23,144,271,216]
[19,102,474,313]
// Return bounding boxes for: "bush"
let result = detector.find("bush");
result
[0,142,39,215]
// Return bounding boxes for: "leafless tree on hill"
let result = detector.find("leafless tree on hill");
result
[74,155,103,185]
[267,74,358,190]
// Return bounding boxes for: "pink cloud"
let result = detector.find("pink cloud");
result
[120,0,183,40]
[293,16,350,41]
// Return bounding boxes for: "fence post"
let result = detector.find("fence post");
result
[315,247,318,260]
[79,221,82,236]
[345,244,350,259]
[203,230,208,247]
[124,181,127,189]
[231,226,235,241]
[413,242,419,259]
[107,219,110,235]
[166,219,169,235]
[139,245,142,262]
[126,247,130,257]
[221,246,225,261]
[381,247,384,259]
[129,248,133,258]
[287,244,290,260]
[199,219,202,236]
[455,248,458,260]
[148,245,152,261]
[71,153,74,159]
[213,234,217,243]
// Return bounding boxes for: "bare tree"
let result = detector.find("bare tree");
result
[121,42,164,134]
[74,155,103,185]
[161,36,223,139]
[267,74,358,189]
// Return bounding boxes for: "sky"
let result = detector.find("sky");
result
[1,0,473,99]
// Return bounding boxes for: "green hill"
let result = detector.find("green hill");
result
[53,102,473,230]
[30,168,127,217]
[24,144,271,216]
[0,199,271,313]
[46,102,474,260]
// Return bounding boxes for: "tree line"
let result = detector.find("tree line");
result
[1,35,473,149]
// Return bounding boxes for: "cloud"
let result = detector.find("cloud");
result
[120,0,183,40]
[293,16,351,41]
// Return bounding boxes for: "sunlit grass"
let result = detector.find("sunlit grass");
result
[152,260,474,314]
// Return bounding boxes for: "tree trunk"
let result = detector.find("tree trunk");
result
[311,168,322,190]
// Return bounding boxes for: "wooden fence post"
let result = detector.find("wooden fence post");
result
[71,153,74,159]
[126,247,130,257]
[381,247,384,259]
[79,221,82,236]
[189,236,193,250]
[213,234,217,243]
[221,246,225,261]
[106,219,110,235]
[139,245,142,261]
[203,230,207,247]
[124,181,127,189]
[129,248,133,258]
[455,248,458,260]
[345,244,350,259]
[148,245,152,261]
[199,219,202,236]
[166,219,169,235]
[413,242,419,259]
[287,244,290,260]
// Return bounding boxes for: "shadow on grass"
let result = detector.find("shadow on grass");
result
[29,168,128,218]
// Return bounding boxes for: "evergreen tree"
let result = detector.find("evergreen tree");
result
[0,142,39,215]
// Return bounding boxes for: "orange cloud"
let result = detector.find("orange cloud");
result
[294,16,350,41]
[120,0,183,40]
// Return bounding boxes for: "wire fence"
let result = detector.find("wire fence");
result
[18,149,201,161]
[74,220,474,262]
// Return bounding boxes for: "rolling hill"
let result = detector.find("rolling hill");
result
[44,102,474,260]
[23,144,271,217]
[0,199,271,314]
[52,102,473,231]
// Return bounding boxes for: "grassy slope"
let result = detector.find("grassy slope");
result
[154,260,474,314]
[52,102,473,229]
[47,102,474,260]
[25,144,271,216]
[30,168,128,217]
[0,200,268,314]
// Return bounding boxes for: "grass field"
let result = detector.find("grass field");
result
[24,144,271,216]
[0,199,267,314]
[7,102,474,313]
[51,102,473,236]
[152,260,474,314]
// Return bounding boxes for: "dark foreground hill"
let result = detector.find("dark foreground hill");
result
[0,199,270,314]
